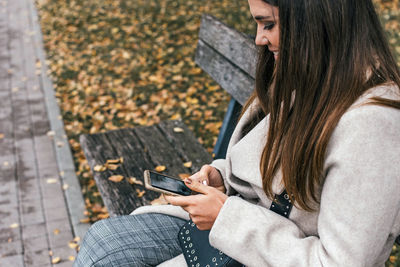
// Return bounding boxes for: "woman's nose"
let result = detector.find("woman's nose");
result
[255,33,269,46]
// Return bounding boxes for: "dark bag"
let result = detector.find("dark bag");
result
[177,189,293,267]
[178,219,243,267]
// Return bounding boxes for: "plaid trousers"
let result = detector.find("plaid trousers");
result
[74,213,187,267]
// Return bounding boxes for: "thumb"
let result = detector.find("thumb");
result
[185,178,209,194]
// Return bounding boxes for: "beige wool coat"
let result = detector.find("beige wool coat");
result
[132,84,400,267]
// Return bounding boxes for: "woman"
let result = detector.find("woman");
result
[75,0,400,266]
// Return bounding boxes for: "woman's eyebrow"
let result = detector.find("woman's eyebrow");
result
[254,15,273,21]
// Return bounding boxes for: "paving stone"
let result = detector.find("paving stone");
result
[42,193,67,210]
[50,245,77,267]
[22,222,47,239]
[44,205,69,223]
[0,226,21,243]
[18,177,42,202]
[41,180,64,201]
[20,198,45,226]
[0,239,23,258]
[46,219,73,236]
[0,203,20,226]
[0,178,18,207]
[48,231,73,251]
[24,248,51,267]
[0,253,24,266]
[23,234,49,253]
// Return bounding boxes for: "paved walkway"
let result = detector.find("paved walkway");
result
[0,0,88,266]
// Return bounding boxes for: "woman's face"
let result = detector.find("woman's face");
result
[248,0,280,60]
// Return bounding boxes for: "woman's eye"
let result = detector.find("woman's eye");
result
[263,23,275,30]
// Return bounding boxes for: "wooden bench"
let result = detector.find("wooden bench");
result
[79,14,257,216]
[79,14,400,248]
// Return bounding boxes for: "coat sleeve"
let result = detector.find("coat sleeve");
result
[210,158,237,195]
[208,104,400,266]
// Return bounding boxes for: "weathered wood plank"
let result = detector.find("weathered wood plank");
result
[198,14,257,79]
[196,39,254,105]
[79,132,139,216]
[157,120,212,172]
[134,125,189,177]
[104,128,160,207]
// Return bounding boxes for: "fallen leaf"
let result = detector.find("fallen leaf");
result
[56,141,64,147]
[106,164,119,170]
[46,131,55,137]
[73,236,81,242]
[97,213,109,219]
[173,127,184,133]
[179,173,191,179]
[63,184,69,190]
[93,165,106,172]
[51,257,61,264]
[53,229,60,235]
[10,223,19,229]
[49,250,53,256]
[155,165,166,172]
[68,241,79,249]
[0,133,4,139]
[80,218,90,223]
[136,189,145,197]
[68,256,76,261]
[183,161,192,168]
[106,158,121,164]
[46,178,58,184]
[128,177,143,185]
[108,175,124,182]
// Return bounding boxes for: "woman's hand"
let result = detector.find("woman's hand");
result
[165,178,228,230]
[189,165,226,193]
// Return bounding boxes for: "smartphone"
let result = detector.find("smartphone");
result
[144,170,192,196]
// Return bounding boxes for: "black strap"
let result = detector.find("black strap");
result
[269,191,400,247]
[269,189,293,218]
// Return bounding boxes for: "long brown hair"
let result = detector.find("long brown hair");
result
[245,0,400,210]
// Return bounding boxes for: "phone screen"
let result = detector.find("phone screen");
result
[149,171,192,196]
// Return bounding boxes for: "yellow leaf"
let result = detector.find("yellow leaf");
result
[136,189,145,197]
[106,164,119,170]
[154,165,166,172]
[80,218,90,223]
[173,127,184,133]
[53,229,60,235]
[49,250,53,256]
[68,241,79,249]
[93,165,106,172]
[10,223,19,229]
[0,133,4,139]
[108,175,124,182]
[68,256,76,261]
[46,178,58,184]
[183,161,192,168]
[73,236,81,242]
[51,257,61,264]
[106,158,122,164]
[128,177,143,186]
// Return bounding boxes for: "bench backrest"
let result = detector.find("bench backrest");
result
[195,14,257,158]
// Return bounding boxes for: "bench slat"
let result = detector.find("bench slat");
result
[198,14,257,79]
[157,120,212,172]
[134,125,190,177]
[80,121,212,216]
[196,39,254,105]
[80,131,143,216]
